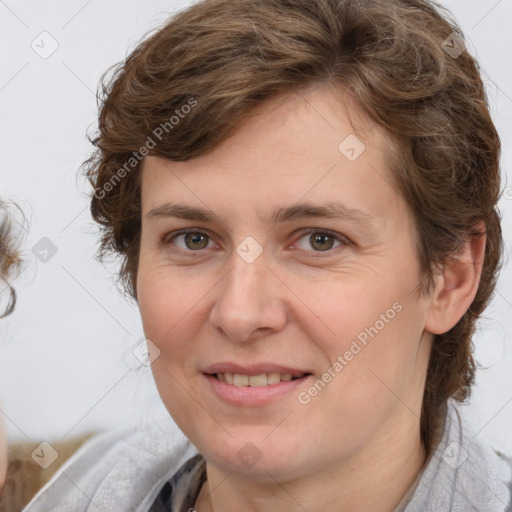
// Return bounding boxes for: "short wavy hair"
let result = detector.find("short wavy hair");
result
[0,201,23,319]
[83,0,503,454]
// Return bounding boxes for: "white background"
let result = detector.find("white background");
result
[0,0,511,456]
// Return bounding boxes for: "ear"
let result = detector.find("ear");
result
[424,221,486,335]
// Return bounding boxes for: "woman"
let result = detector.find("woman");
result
[24,0,512,510]
[0,200,23,487]
[0,205,95,511]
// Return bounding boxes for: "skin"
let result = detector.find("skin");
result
[136,83,485,512]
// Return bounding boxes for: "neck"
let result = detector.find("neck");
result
[195,411,427,512]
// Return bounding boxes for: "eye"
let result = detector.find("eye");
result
[292,229,348,255]
[161,227,350,255]
[162,228,215,252]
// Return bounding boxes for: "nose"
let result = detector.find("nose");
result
[208,242,287,342]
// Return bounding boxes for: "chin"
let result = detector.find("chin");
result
[197,431,306,477]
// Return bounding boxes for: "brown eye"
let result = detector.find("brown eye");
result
[183,232,209,250]
[165,229,213,251]
[309,232,336,251]
[293,229,347,254]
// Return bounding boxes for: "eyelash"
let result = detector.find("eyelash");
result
[161,227,350,257]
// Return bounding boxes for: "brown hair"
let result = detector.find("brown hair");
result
[0,201,23,319]
[84,0,503,454]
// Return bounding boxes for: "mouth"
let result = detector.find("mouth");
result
[209,372,312,387]
[202,363,314,405]
[203,370,314,406]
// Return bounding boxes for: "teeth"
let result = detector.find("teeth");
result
[215,372,304,386]
[249,374,268,387]
[233,374,249,386]
[267,373,281,385]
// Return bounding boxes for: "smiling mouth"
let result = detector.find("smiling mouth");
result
[211,372,312,387]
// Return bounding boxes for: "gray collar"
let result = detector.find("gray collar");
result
[395,399,512,512]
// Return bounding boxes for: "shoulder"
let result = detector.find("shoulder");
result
[494,450,512,512]
[22,419,198,512]
[405,400,512,512]
[455,404,512,510]
[461,428,512,511]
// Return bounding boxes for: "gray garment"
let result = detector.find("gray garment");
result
[23,399,512,512]
[396,400,512,512]
[150,399,512,512]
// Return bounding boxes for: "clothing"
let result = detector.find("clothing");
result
[23,399,512,512]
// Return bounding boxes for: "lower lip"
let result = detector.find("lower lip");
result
[204,374,312,406]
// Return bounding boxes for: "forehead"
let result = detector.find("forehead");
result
[140,84,403,229]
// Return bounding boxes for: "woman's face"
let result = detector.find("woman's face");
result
[137,84,434,480]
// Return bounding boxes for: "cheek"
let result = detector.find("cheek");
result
[137,268,184,360]
[137,258,196,334]
[309,276,425,397]
[328,299,426,425]
[136,264,210,375]
[137,270,203,419]
[304,279,400,351]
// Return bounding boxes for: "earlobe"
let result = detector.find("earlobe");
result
[424,221,486,335]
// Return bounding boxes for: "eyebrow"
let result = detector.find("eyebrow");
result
[146,201,375,227]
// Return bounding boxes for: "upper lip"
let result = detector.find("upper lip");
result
[203,362,311,377]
